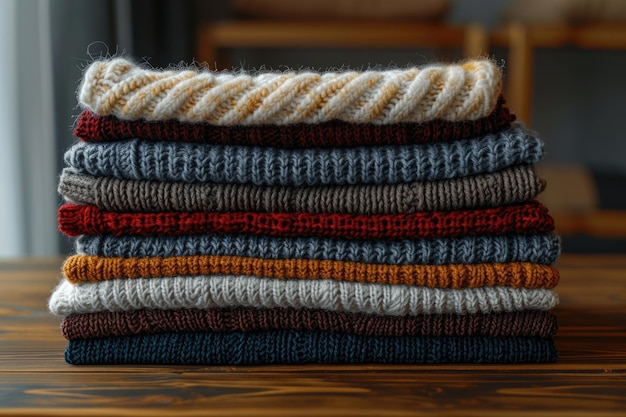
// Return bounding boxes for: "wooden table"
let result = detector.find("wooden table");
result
[1,255,624,416]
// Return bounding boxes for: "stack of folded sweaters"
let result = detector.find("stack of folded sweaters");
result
[49,58,560,365]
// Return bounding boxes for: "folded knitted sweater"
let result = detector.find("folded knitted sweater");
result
[75,233,561,265]
[58,201,554,238]
[79,58,501,125]
[63,127,542,186]
[61,309,559,340]
[59,165,544,214]
[48,276,558,316]
[63,254,559,288]
[73,96,514,146]
[64,332,558,365]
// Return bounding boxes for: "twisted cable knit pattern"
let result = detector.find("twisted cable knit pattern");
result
[62,255,560,288]
[48,277,559,316]
[58,202,555,238]
[75,233,562,265]
[64,332,558,365]
[73,96,514,146]
[61,309,559,340]
[79,58,502,125]
[63,128,543,186]
[59,165,545,214]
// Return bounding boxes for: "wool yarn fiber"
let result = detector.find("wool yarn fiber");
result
[51,57,561,365]
[59,165,544,214]
[61,309,559,340]
[63,127,543,186]
[49,276,558,317]
[62,254,560,288]
[57,201,555,239]
[75,233,561,265]
[79,58,502,125]
[64,332,558,365]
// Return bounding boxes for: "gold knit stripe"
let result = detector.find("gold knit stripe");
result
[252,73,320,123]
[143,72,199,116]
[107,73,169,115]
[193,76,254,123]
[228,73,295,124]
[414,67,443,117]
[292,72,360,122]
[424,67,459,120]
[158,75,218,118]
[62,255,559,289]
[84,63,111,107]
[458,68,481,117]
[326,72,384,122]
[361,71,407,121]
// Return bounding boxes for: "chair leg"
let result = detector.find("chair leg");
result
[195,25,217,69]
[506,23,533,125]
[463,23,488,58]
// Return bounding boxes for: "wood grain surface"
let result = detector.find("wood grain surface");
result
[0,254,624,416]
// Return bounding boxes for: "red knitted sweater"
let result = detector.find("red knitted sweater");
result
[58,201,554,239]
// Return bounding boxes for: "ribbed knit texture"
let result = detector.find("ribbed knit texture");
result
[75,233,561,265]
[79,59,502,124]
[73,96,514,146]
[63,128,543,186]
[61,309,559,340]
[56,58,560,366]
[63,254,560,288]
[48,276,559,317]
[65,332,558,365]
[59,165,544,214]
[58,201,555,238]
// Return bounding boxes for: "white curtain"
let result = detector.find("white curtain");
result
[0,0,25,257]
[0,0,57,257]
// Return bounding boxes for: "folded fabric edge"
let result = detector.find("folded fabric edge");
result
[64,331,558,365]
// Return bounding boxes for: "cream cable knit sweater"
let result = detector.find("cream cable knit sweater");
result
[48,276,558,317]
[79,58,502,124]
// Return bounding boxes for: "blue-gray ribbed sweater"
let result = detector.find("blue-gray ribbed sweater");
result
[75,234,561,265]
[64,127,543,186]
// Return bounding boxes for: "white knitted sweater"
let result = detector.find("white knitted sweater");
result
[49,275,558,317]
[79,58,502,125]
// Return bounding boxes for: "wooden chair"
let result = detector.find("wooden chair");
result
[194,19,626,238]
[491,22,626,125]
[196,20,488,69]
[536,163,626,237]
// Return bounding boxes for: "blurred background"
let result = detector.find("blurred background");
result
[1,0,625,257]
